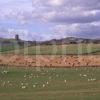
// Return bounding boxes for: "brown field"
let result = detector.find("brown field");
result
[0,54,100,67]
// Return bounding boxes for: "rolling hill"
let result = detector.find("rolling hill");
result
[0,37,100,55]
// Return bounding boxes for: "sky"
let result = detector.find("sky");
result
[0,0,100,41]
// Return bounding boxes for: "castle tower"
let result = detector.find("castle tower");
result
[15,34,20,41]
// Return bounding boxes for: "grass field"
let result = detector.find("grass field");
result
[0,66,100,100]
[0,45,24,52]
[2,43,100,55]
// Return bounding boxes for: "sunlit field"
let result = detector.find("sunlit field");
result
[0,66,100,100]
[1,44,100,55]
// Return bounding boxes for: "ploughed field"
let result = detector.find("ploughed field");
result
[0,67,100,100]
[1,44,100,55]
[0,55,100,67]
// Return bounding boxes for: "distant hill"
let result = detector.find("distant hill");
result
[0,37,100,55]
[38,37,100,45]
[0,37,100,46]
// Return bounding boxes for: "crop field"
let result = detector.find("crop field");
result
[0,66,100,100]
[0,45,24,52]
[2,44,100,55]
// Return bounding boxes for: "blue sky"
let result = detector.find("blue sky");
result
[0,0,100,41]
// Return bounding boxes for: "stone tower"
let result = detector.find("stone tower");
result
[15,34,20,41]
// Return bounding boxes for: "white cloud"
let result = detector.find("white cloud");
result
[53,24,80,34]
[0,0,100,40]
[1,0,100,24]
[48,0,64,6]
[52,23,100,39]
[0,27,52,41]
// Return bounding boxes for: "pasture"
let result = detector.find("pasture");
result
[0,66,100,100]
[0,45,24,52]
[2,43,100,55]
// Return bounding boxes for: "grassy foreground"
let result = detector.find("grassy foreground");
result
[0,66,100,100]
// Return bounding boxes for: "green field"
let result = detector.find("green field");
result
[1,43,100,55]
[0,45,24,52]
[0,66,100,100]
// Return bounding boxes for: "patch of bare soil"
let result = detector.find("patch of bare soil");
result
[0,54,100,67]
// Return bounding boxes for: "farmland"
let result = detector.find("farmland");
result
[1,43,100,55]
[0,45,24,52]
[0,66,100,100]
[0,40,100,100]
